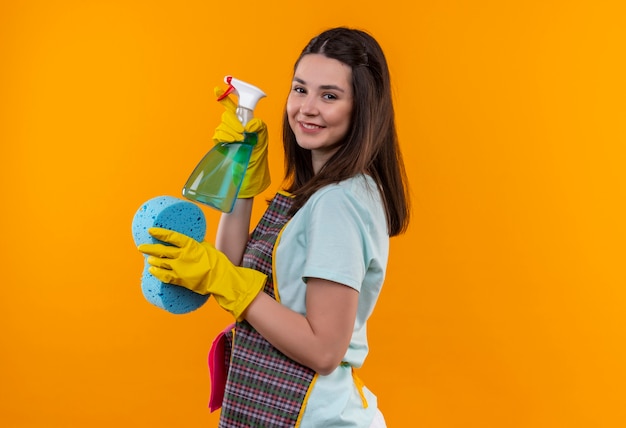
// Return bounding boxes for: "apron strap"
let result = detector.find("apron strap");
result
[350,365,370,409]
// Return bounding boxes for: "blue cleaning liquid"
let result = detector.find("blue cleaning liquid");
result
[182,133,257,213]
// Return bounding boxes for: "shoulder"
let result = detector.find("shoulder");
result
[307,175,382,210]
[299,175,387,233]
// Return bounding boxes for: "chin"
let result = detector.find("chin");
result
[295,137,320,150]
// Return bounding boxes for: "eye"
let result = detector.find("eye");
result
[292,86,306,94]
[322,93,338,101]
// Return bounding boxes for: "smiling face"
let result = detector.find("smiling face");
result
[287,54,354,173]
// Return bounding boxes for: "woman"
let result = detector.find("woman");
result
[139,26,410,427]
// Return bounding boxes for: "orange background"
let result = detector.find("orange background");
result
[1,1,625,427]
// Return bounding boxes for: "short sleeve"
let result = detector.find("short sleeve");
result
[301,186,372,291]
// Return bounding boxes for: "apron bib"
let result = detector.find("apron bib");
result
[210,192,317,428]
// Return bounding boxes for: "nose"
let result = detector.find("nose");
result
[299,95,318,116]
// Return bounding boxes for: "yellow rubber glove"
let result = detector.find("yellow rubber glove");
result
[213,87,271,198]
[137,227,267,321]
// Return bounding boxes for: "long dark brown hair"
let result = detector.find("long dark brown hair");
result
[282,27,410,236]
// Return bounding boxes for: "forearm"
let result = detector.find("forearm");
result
[243,294,337,374]
[243,278,358,375]
[215,198,253,265]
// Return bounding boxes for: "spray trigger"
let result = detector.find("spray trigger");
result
[217,76,235,101]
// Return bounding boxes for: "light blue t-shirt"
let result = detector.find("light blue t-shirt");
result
[274,174,389,427]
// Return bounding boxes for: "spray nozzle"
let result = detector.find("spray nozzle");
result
[217,75,266,126]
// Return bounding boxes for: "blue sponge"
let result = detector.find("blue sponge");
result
[132,195,210,314]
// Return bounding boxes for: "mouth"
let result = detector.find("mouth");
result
[299,121,325,131]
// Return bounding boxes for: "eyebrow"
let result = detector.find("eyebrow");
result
[293,77,346,92]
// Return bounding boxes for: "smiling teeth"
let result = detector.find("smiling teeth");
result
[302,123,321,129]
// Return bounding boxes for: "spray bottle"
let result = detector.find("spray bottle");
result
[182,76,266,212]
